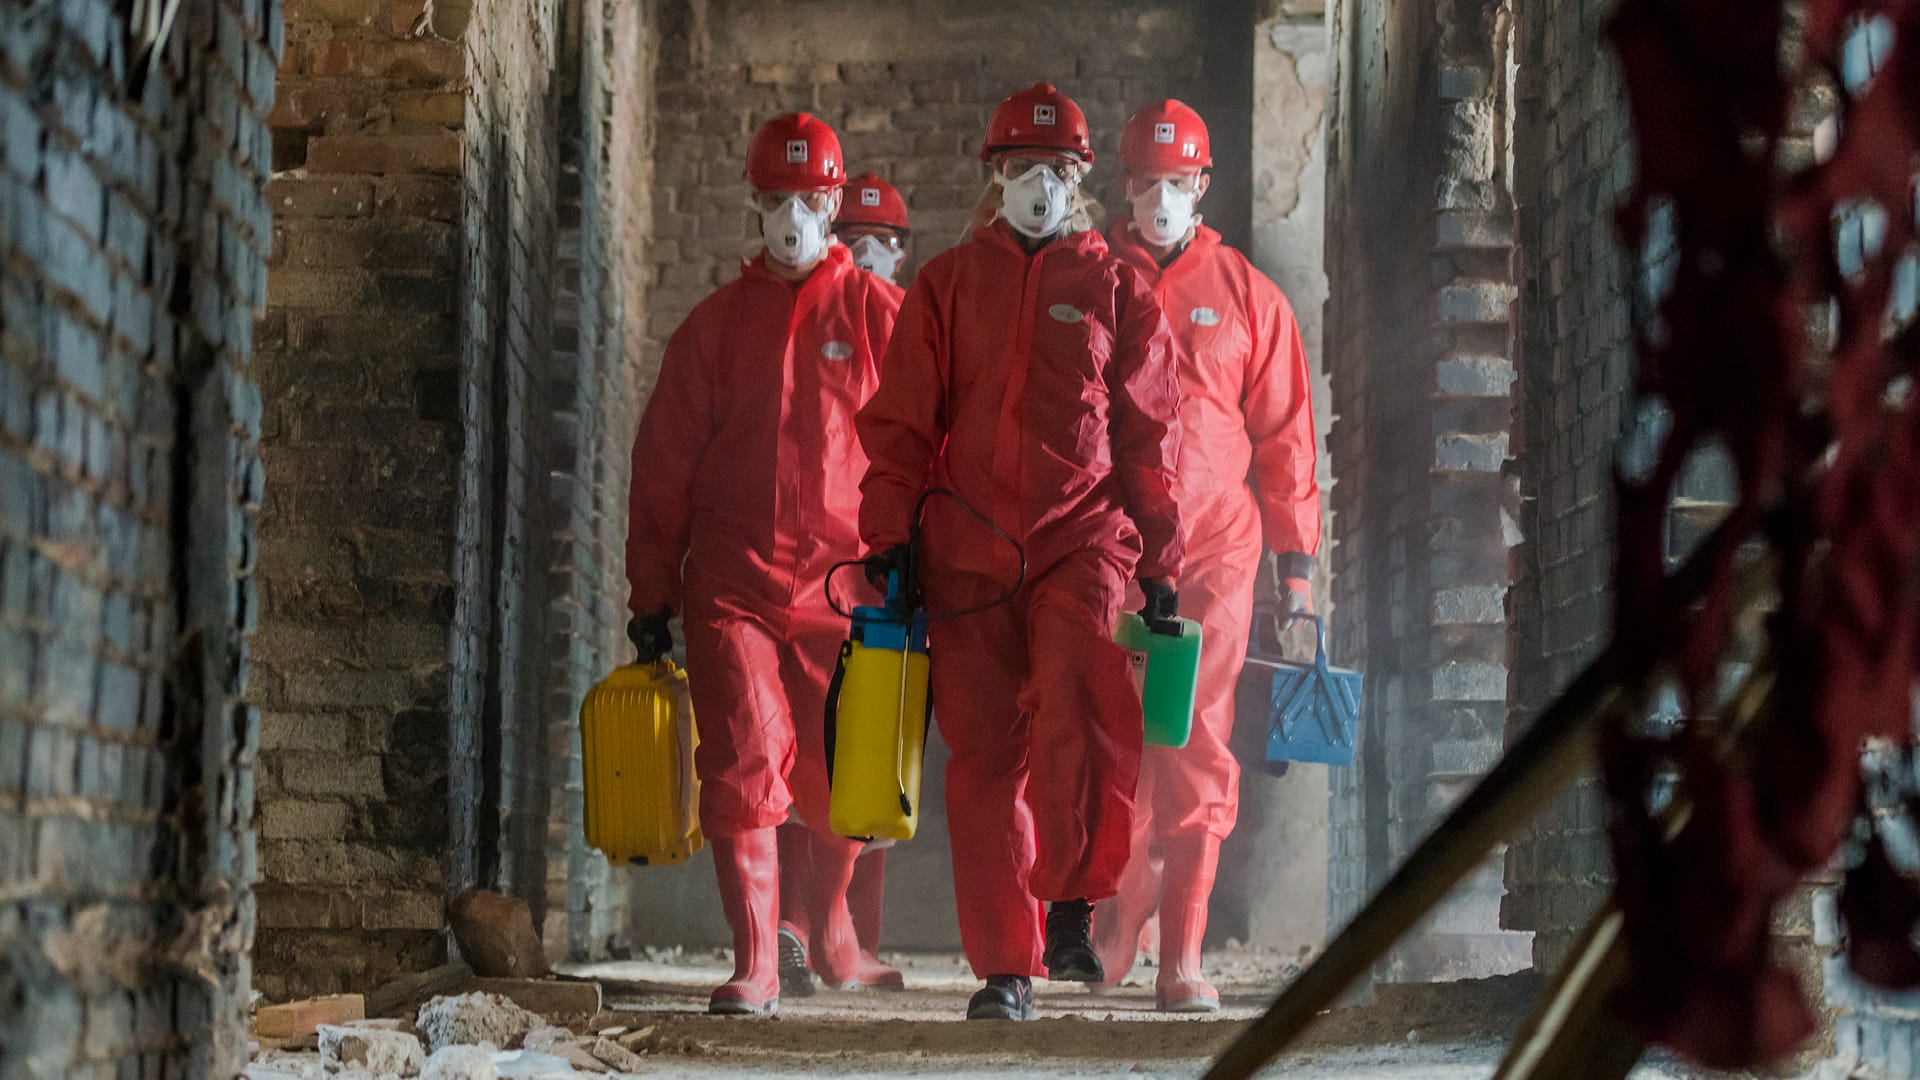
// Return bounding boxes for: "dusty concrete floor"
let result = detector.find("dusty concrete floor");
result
[561,951,1708,1078]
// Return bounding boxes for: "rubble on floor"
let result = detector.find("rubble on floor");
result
[420,1045,497,1080]
[416,992,546,1054]
[318,1023,426,1076]
[247,975,644,1080]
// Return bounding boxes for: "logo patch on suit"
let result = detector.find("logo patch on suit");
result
[1190,307,1222,327]
[821,341,855,361]
[860,187,881,206]
[1034,104,1057,126]
[785,139,809,163]
[1048,304,1084,324]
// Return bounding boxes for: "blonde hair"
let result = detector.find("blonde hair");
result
[961,177,1104,243]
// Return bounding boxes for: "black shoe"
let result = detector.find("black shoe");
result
[1044,899,1104,982]
[967,974,1034,1020]
[777,926,816,998]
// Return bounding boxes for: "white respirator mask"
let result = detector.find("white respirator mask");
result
[998,164,1076,239]
[761,194,834,267]
[847,234,906,283]
[1130,179,1198,247]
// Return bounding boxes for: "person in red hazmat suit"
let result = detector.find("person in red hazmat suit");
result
[774,170,917,1000]
[625,112,904,1016]
[855,83,1185,1022]
[834,172,912,284]
[1090,100,1322,1013]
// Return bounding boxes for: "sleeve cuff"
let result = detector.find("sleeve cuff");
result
[1277,551,1315,581]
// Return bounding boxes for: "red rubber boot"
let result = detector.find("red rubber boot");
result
[709,829,781,1015]
[848,847,904,989]
[806,831,902,989]
[1155,834,1222,1013]
[776,822,816,998]
[1091,841,1162,992]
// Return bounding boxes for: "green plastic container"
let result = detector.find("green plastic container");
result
[1115,612,1203,748]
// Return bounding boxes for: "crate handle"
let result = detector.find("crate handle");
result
[1251,606,1330,669]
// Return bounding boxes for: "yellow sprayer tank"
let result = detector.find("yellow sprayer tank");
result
[580,659,702,865]
[826,606,932,842]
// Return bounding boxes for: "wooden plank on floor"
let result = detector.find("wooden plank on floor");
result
[471,977,603,1022]
[253,993,366,1039]
[364,962,474,1018]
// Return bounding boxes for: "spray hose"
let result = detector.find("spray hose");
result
[823,487,1027,623]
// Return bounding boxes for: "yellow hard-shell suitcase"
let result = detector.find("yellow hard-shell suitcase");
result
[580,660,702,865]
[826,639,932,842]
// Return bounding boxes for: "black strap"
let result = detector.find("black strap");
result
[822,640,852,786]
[901,647,935,818]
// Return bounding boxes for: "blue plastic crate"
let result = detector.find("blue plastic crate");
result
[1257,614,1362,768]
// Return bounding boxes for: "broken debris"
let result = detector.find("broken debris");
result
[416,991,545,1054]
[520,1028,610,1073]
[317,1023,425,1076]
[490,1049,589,1079]
[421,1043,499,1080]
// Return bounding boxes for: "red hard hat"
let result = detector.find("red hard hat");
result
[745,112,847,191]
[1120,99,1212,171]
[979,83,1093,163]
[836,172,910,234]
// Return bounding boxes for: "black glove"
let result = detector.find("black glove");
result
[627,609,673,664]
[1138,578,1179,624]
[864,543,912,595]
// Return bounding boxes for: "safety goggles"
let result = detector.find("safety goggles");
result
[1129,171,1205,196]
[835,226,904,251]
[996,153,1085,183]
[749,189,837,214]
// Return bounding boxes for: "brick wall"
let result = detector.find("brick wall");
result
[541,0,655,961]
[253,0,469,998]
[1321,0,1531,980]
[254,0,584,996]
[0,0,275,1073]
[1502,0,1752,975]
[450,0,562,924]
[627,0,1255,948]
[1324,0,1422,949]
[640,0,1253,360]
[1821,885,1920,1076]
[1502,6,1834,1063]
[1500,0,1630,971]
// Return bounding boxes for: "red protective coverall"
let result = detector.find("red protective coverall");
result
[1097,221,1321,1001]
[626,242,903,840]
[856,219,1184,978]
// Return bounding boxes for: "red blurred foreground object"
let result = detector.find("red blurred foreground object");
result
[1607,0,1920,1066]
